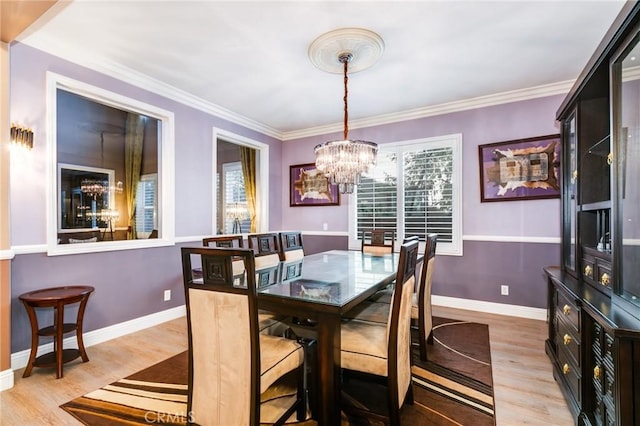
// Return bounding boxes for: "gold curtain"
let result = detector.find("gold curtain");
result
[240,147,257,232]
[124,114,145,239]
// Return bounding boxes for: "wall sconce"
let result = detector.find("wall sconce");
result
[10,124,34,149]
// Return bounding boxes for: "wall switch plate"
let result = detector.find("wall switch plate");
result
[501,285,509,296]
[323,223,328,231]
[164,290,171,301]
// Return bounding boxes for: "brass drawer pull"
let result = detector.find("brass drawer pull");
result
[584,265,593,277]
[563,304,571,315]
[563,334,572,345]
[594,365,601,379]
[601,273,610,286]
[563,363,571,375]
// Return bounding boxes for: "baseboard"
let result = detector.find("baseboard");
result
[0,367,14,391]
[4,296,545,389]
[10,305,186,373]
[432,295,547,321]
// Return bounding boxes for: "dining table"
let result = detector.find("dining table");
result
[257,249,400,426]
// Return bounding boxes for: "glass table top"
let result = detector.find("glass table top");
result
[257,250,399,306]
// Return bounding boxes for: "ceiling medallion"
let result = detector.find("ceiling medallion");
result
[308,28,385,74]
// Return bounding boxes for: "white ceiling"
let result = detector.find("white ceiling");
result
[17,0,627,139]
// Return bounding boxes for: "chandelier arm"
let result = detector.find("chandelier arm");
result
[343,59,349,141]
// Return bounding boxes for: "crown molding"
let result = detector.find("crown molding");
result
[281,80,573,140]
[17,38,281,139]
[19,37,572,142]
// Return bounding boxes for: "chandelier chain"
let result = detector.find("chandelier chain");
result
[343,58,349,141]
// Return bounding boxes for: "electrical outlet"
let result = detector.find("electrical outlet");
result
[164,290,171,301]
[500,285,509,296]
[323,223,328,231]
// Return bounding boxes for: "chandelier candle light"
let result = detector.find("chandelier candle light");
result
[311,28,383,194]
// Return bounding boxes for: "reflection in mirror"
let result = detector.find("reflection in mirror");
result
[58,164,116,242]
[57,89,159,244]
[617,35,640,303]
[49,72,174,254]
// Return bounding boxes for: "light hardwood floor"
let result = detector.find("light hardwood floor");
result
[0,306,573,425]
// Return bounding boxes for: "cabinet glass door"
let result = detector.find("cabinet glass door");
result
[613,32,640,305]
[564,112,578,273]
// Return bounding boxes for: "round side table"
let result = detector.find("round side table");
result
[19,285,95,379]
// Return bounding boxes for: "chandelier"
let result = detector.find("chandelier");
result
[311,28,383,194]
[81,179,123,198]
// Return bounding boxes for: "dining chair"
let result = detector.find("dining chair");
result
[340,239,419,426]
[279,231,304,261]
[203,235,246,276]
[247,233,292,333]
[413,233,437,361]
[202,234,244,248]
[368,235,422,304]
[181,246,307,425]
[248,232,282,269]
[361,229,395,255]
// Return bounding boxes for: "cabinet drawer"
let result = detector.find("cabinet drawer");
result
[582,255,596,281]
[556,289,580,332]
[555,314,581,367]
[597,263,613,289]
[557,348,581,406]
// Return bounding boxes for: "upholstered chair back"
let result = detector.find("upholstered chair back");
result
[248,233,282,269]
[181,247,260,425]
[362,229,395,255]
[387,240,419,408]
[279,231,304,261]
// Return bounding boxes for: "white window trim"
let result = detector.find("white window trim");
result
[46,72,175,255]
[212,128,269,234]
[348,133,463,256]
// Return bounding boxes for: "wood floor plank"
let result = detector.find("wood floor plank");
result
[0,306,573,425]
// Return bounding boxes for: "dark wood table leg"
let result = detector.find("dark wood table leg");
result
[76,294,91,362]
[315,312,341,426]
[21,302,39,378]
[55,301,64,378]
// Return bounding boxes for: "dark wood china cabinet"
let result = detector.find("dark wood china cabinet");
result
[546,2,640,425]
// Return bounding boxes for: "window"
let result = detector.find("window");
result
[349,134,462,255]
[135,174,157,237]
[223,162,250,234]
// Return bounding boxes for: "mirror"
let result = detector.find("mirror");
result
[58,163,116,241]
[616,34,640,304]
[48,73,174,254]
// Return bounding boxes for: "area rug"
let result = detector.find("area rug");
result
[61,317,494,425]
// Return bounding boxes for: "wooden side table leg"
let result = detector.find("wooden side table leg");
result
[21,302,39,378]
[55,301,64,378]
[76,294,91,362]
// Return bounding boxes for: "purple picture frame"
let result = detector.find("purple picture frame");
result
[478,134,561,202]
[289,163,340,207]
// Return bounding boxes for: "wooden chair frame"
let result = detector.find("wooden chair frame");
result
[342,239,419,426]
[279,231,304,261]
[181,247,305,425]
[202,234,244,248]
[415,234,437,361]
[361,229,395,255]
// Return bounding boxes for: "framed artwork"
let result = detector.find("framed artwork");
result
[289,163,340,207]
[478,134,561,202]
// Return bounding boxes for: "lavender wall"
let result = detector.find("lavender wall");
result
[8,43,282,352]
[281,96,564,237]
[283,95,565,310]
